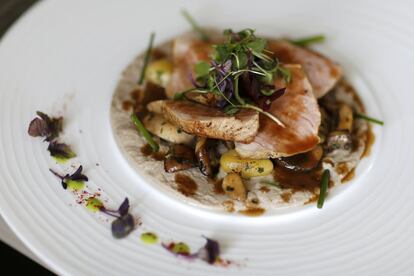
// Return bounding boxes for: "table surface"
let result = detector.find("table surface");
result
[0,0,52,273]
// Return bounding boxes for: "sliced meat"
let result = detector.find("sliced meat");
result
[143,113,194,145]
[267,40,342,98]
[157,100,259,143]
[166,33,221,99]
[235,64,321,158]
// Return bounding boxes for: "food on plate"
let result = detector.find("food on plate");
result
[111,23,382,214]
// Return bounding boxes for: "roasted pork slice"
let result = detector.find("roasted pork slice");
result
[166,35,216,99]
[235,64,321,159]
[155,100,259,143]
[268,40,342,98]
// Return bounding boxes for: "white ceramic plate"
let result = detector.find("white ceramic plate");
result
[1,0,414,275]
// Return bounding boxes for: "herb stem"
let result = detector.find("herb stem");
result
[354,113,384,125]
[238,104,285,128]
[291,35,325,47]
[317,169,330,209]
[213,77,235,107]
[181,10,210,42]
[49,169,64,180]
[233,76,245,105]
[138,32,155,85]
[131,114,159,152]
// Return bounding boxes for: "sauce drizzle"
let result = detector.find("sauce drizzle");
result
[175,173,198,197]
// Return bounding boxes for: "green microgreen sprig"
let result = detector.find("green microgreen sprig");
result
[182,28,288,127]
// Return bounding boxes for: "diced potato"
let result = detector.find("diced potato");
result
[222,173,246,201]
[145,59,173,88]
[220,150,273,178]
[338,103,353,132]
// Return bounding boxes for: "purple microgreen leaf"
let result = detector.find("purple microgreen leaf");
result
[117,198,130,217]
[69,165,89,182]
[49,166,88,190]
[197,236,220,264]
[222,59,232,73]
[28,117,49,137]
[28,111,63,141]
[47,141,76,160]
[111,213,135,239]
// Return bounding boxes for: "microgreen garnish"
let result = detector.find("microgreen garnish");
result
[138,32,155,85]
[355,112,384,126]
[47,141,76,161]
[131,113,159,152]
[181,10,210,42]
[317,169,330,209]
[98,198,136,239]
[162,236,221,265]
[49,165,88,190]
[291,35,326,47]
[28,111,62,141]
[186,29,288,127]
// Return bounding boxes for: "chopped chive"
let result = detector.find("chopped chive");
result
[261,180,281,187]
[181,10,210,42]
[355,113,384,125]
[131,114,159,152]
[317,169,330,209]
[138,32,155,85]
[291,35,325,47]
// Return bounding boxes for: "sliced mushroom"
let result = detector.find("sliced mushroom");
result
[337,103,353,132]
[143,114,194,145]
[275,145,323,173]
[318,107,331,144]
[222,173,246,201]
[195,137,219,177]
[325,130,353,153]
[164,144,196,173]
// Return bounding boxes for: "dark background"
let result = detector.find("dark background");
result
[0,0,53,274]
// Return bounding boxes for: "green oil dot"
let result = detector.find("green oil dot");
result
[86,197,103,212]
[172,242,190,254]
[140,232,159,245]
[66,180,85,191]
[52,156,70,164]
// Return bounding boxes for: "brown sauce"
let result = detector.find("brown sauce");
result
[342,168,355,183]
[140,144,165,161]
[222,200,235,212]
[361,125,375,159]
[175,173,198,197]
[273,166,321,193]
[209,178,224,195]
[239,207,265,217]
[259,186,270,193]
[122,100,133,111]
[281,192,292,203]
[304,194,319,204]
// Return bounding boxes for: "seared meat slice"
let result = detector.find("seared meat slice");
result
[268,40,342,98]
[235,65,321,158]
[165,35,214,99]
[155,100,259,143]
